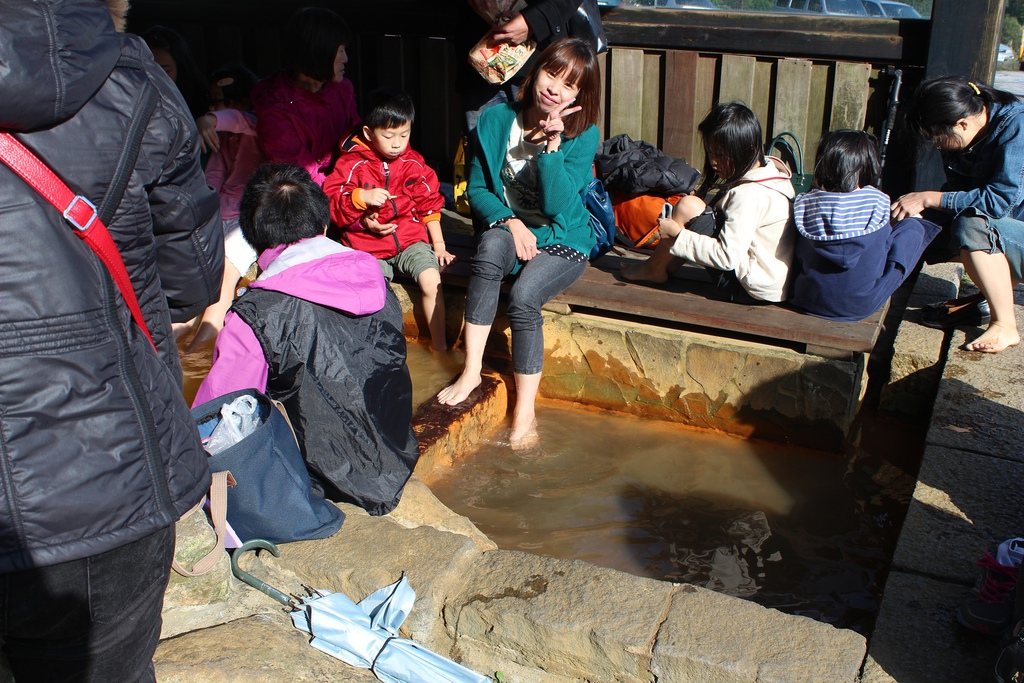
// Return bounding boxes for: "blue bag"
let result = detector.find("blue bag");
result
[192,388,345,545]
[582,177,616,260]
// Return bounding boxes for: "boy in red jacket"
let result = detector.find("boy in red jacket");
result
[324,88,453,351]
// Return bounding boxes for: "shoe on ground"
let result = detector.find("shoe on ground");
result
[922,292,985,312]
[957,552,1018,635]
[920,298,991,329]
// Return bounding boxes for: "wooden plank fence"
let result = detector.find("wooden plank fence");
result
[605,47,872,173]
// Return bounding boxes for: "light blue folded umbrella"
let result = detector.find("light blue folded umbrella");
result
[232,540,492,683]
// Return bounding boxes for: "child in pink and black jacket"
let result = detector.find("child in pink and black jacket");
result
[323,87,454,351]
[194,163,418,515]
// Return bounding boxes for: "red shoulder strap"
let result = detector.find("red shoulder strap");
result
[0,132,155,348]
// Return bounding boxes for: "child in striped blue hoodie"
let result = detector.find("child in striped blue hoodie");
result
[788,130,941,321]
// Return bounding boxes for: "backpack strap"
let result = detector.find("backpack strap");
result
[0,57,161,348]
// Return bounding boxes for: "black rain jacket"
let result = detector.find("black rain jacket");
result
[0,0,223,571]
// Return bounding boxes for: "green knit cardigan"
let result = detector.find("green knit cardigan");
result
[467,101,598,258]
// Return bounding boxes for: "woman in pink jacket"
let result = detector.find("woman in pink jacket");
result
[251,7,360,186]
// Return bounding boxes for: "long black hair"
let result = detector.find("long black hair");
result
[282,7,351,83]
[905,76,1017,149]
[695,102,765,199]
[812,130,881,192]
[141,25,209,119]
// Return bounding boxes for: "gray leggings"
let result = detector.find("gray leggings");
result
[464,228,587,374]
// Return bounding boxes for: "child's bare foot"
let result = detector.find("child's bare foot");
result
[620,260,668,284]
[964,321,1021,353]
[172,318,196,342]
[430,341,448,353]
[437,371,481,406]
[185,321,221,353]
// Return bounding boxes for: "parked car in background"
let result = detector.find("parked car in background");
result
[775,0,868,15]
[632,0,715,7]
[998,43,1016,62]
[861,0,923,17]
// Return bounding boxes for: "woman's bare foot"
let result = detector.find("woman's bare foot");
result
[437,371,482,406]
[964,321,1021,353]
[509,407,538,450]
[620,259,668,284]
[509,421,538,451]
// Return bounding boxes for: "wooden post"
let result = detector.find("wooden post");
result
[926,0,1005,82]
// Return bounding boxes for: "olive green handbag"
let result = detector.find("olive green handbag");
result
[767,131,812,195]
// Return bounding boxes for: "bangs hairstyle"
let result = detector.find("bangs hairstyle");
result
[695,102,764,198]
[211,65,258,108]
[518,38,600,139]
[905,75,1016,149]
[282,7,351,83]
[363,87,415,130]
[240,163,329,253]
[812,130,880,193]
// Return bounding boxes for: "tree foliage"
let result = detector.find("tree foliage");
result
[1009,0,1024,24]
[1004,14,1022,51]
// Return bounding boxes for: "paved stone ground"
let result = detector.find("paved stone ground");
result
[994,70,1024,99]
[863,286,1024,683]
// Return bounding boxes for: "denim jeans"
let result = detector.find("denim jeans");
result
[952,211,1024,282]
[465,229,588,374]
[0,526,174,683]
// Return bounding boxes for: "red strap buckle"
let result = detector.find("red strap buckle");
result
[63,195,98,232]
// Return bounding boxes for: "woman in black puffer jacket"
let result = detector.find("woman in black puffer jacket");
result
[0,0,223,679]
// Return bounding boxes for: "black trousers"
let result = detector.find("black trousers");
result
[685,207,766,305]
[0,525,174,683]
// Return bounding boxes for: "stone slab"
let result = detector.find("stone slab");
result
[651,585,866,683]
[259,508,484,653]
[926,332,1024,462]
[387,475,497,552]
[862,571,997,683]
[879,317,947,417]
[906,262,961,308]
[893,445,1024,584]
[155,612,381,683]
[446,549,675,683]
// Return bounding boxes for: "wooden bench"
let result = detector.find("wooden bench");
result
[437,230,886,360]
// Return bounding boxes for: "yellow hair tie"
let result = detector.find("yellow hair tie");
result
[968,81,982,95]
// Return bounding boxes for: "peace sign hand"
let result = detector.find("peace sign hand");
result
[539,99,582,153]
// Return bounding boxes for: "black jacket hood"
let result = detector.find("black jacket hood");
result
[0,0,121,131]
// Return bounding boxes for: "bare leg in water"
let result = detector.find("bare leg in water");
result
[961,248,1021,352]
[510,372,541,450]
[437,322,489,405]
[186,258,241,352]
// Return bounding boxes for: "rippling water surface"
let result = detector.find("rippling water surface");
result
[430,402,919,633]
[181,335,917,633]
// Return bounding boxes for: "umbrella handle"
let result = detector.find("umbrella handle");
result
[230,539,297,609]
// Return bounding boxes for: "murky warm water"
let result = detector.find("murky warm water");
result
[429,402,919,634]
[180,334,917,634]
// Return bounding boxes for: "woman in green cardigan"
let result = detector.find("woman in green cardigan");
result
[438,38,600,449]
